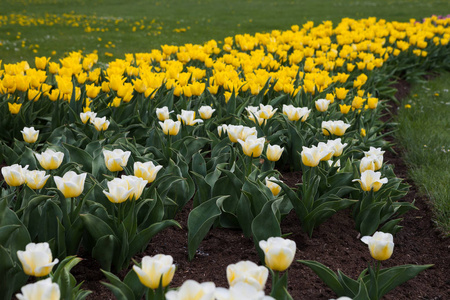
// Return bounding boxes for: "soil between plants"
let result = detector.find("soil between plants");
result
[53,81,450,299]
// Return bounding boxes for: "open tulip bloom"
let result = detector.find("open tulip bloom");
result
[35,149,64,170]
[103,149,131,172]
[133,254,176,291]
[361,231,394,261]
[226,261,268,291]
[16,278,60,300]
[1,164,28,187]
[353,170,388,192]
[215,281,275,300]
[21,126,39,143]
[17,242,59,277]
[165,280,216,300]
[54,171,87,198]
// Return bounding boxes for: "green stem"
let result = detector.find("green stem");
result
[246,154,253,177]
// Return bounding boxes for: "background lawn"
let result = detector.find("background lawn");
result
[0,0,449,63]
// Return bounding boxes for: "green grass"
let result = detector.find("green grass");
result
[396,73,450,236]
[0,0,449,63]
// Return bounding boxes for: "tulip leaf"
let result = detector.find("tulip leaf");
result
[191,151,207,177]
[337,270,360,296]
[298,260,345,296]
[123,268,147,300]
[236,192,254,237]
[352,279,371,300]
[63,142,93,173]
[0,225,20,245]
[191,171,210,207]
[356,202,385,236]
[187,196,228,261]
[92,235,120,272]
[101,269,136,300]
[80,213,116,240]
[19,146,38,170]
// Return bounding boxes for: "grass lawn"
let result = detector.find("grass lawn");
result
[1,0,449,63]
[396,73,450,236]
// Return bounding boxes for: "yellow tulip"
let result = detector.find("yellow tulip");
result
[265,177,282,196]
[85,83,101,99]
[103,149,131,172]
[238,136,265,157]
[339,104,351,114]
[27,89,41,102]
[361,231,394,261]
[8,102,22,114]
[335,87,349,100]
[226,260,268,291]
[35,56,50,70]
[133,255,176,289]
[266,144,284,162]
[259,237,296,272]
[24,170,50,190]
[134,161,163,183]
[17,242,59,277]
[54,171,87,198]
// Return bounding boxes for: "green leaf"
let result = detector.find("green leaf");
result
[101,269,136,300]
[187,196,228,260]
[123,268,147,300]
[63,142,93,173]
[0,225,20,245]
[92,235,120,272]
[80,213,116,240]
[298,260,345,296]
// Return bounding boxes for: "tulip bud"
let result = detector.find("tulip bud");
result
[16,278,60,300]
[238,136,265,158]
[165,280,216,300]
[266,144,284,162]
[24,170,50,190]
[132,254,176,289]
[259,237,296,271]
[54,171,87,198]
[156,106,173,121]
[35,149,64,170]
[265,177,282,196]
[103,149,131,172]
[315,99,331,112]
[217,124,228,137]
[1,164,28,186]
[21,127,39,143]
[361,231,394,261]
[17,242,59,277]
[198,105,216,119]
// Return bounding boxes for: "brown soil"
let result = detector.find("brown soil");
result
[68,79,450,299]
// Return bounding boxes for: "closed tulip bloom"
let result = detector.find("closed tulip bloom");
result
[35,56,50,70]
[317,142,335,161]
[177,109,203,126]
[364,147,384,170]
[24,170,50,190]
[21,127,39,143]
[54,171,87,198]
[165,280,216,300]
[353,170,388,192]
[1,164,28,186]
[335,87,349,100]
[121,175,147,200]
[134,161,163,183]
[215,282,275,300]
[266,144,284,162]
[301,145,333,167]
[265,177,282,196]
[259,237,296,272]
[85,84,101,99]
[258,104,277,119]
[282,104,301,121]
[217,124,228,137]
[330,297,353,300]
[359,157,376,173]
[16,278,60,300]
[227,125,244,143]
[227,261,268,291]
[91,116,110,131]
[315,99,331,112]
[297,107,311,122]
[35,149,64,170]
[103,178,134,204]
[17,242,59,277]
[322,120,351,136]
[9,102,22,114]
[361,231,394,261]
[198,106,216,119]
[103,149,131,172]
[339,104,351,114]
[133,254,176,289]
[238,136,265,157]
[368,97,379,109]
[80,111,97,124]
[326,138,348,157]
[156,106,173,121]
[159,119,181,135]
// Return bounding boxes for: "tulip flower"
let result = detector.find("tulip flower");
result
[226,261,269,291]
[266,144,284,162]
[361,231,394,261]
[217,124,228,137]
[282,105,310,122]
[134,161,163,183]
[259,237,296,272]
[265,177,282,196]
[35,56,51,70]
[80,111,97,124]
[339,104,351,114]
[330,297,353,300]
[17,242,59,277]
[159,119,181,136]
[335,87,349,100]
[359,157,376,173]
[215,282,275,300]
[226,125,244,143]
[326,138,348,157]
[21,127,39,143]
[352,170,388,192]
[91,116,110,131]
[177,109,203,126]
[103,177,134,204]
[165,280,216,300]
[1,164,28,186]
[121,175,147,200]
[16,278,60,300]
[8,102,22,114]
[198,105,216,119]
[54,171,87,198]
[322,120,351,136]
[103,149,131,172]
[258,104,277,119]
[132,254,176,289]
[35,149,64,170]
[301,145,334,167]
[156,106,173,121]
[364,147,384,170]
[24,170,50,190]
[315,99,331,112]
[238,136,265,157]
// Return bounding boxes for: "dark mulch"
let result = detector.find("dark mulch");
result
[68,78,450,299]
